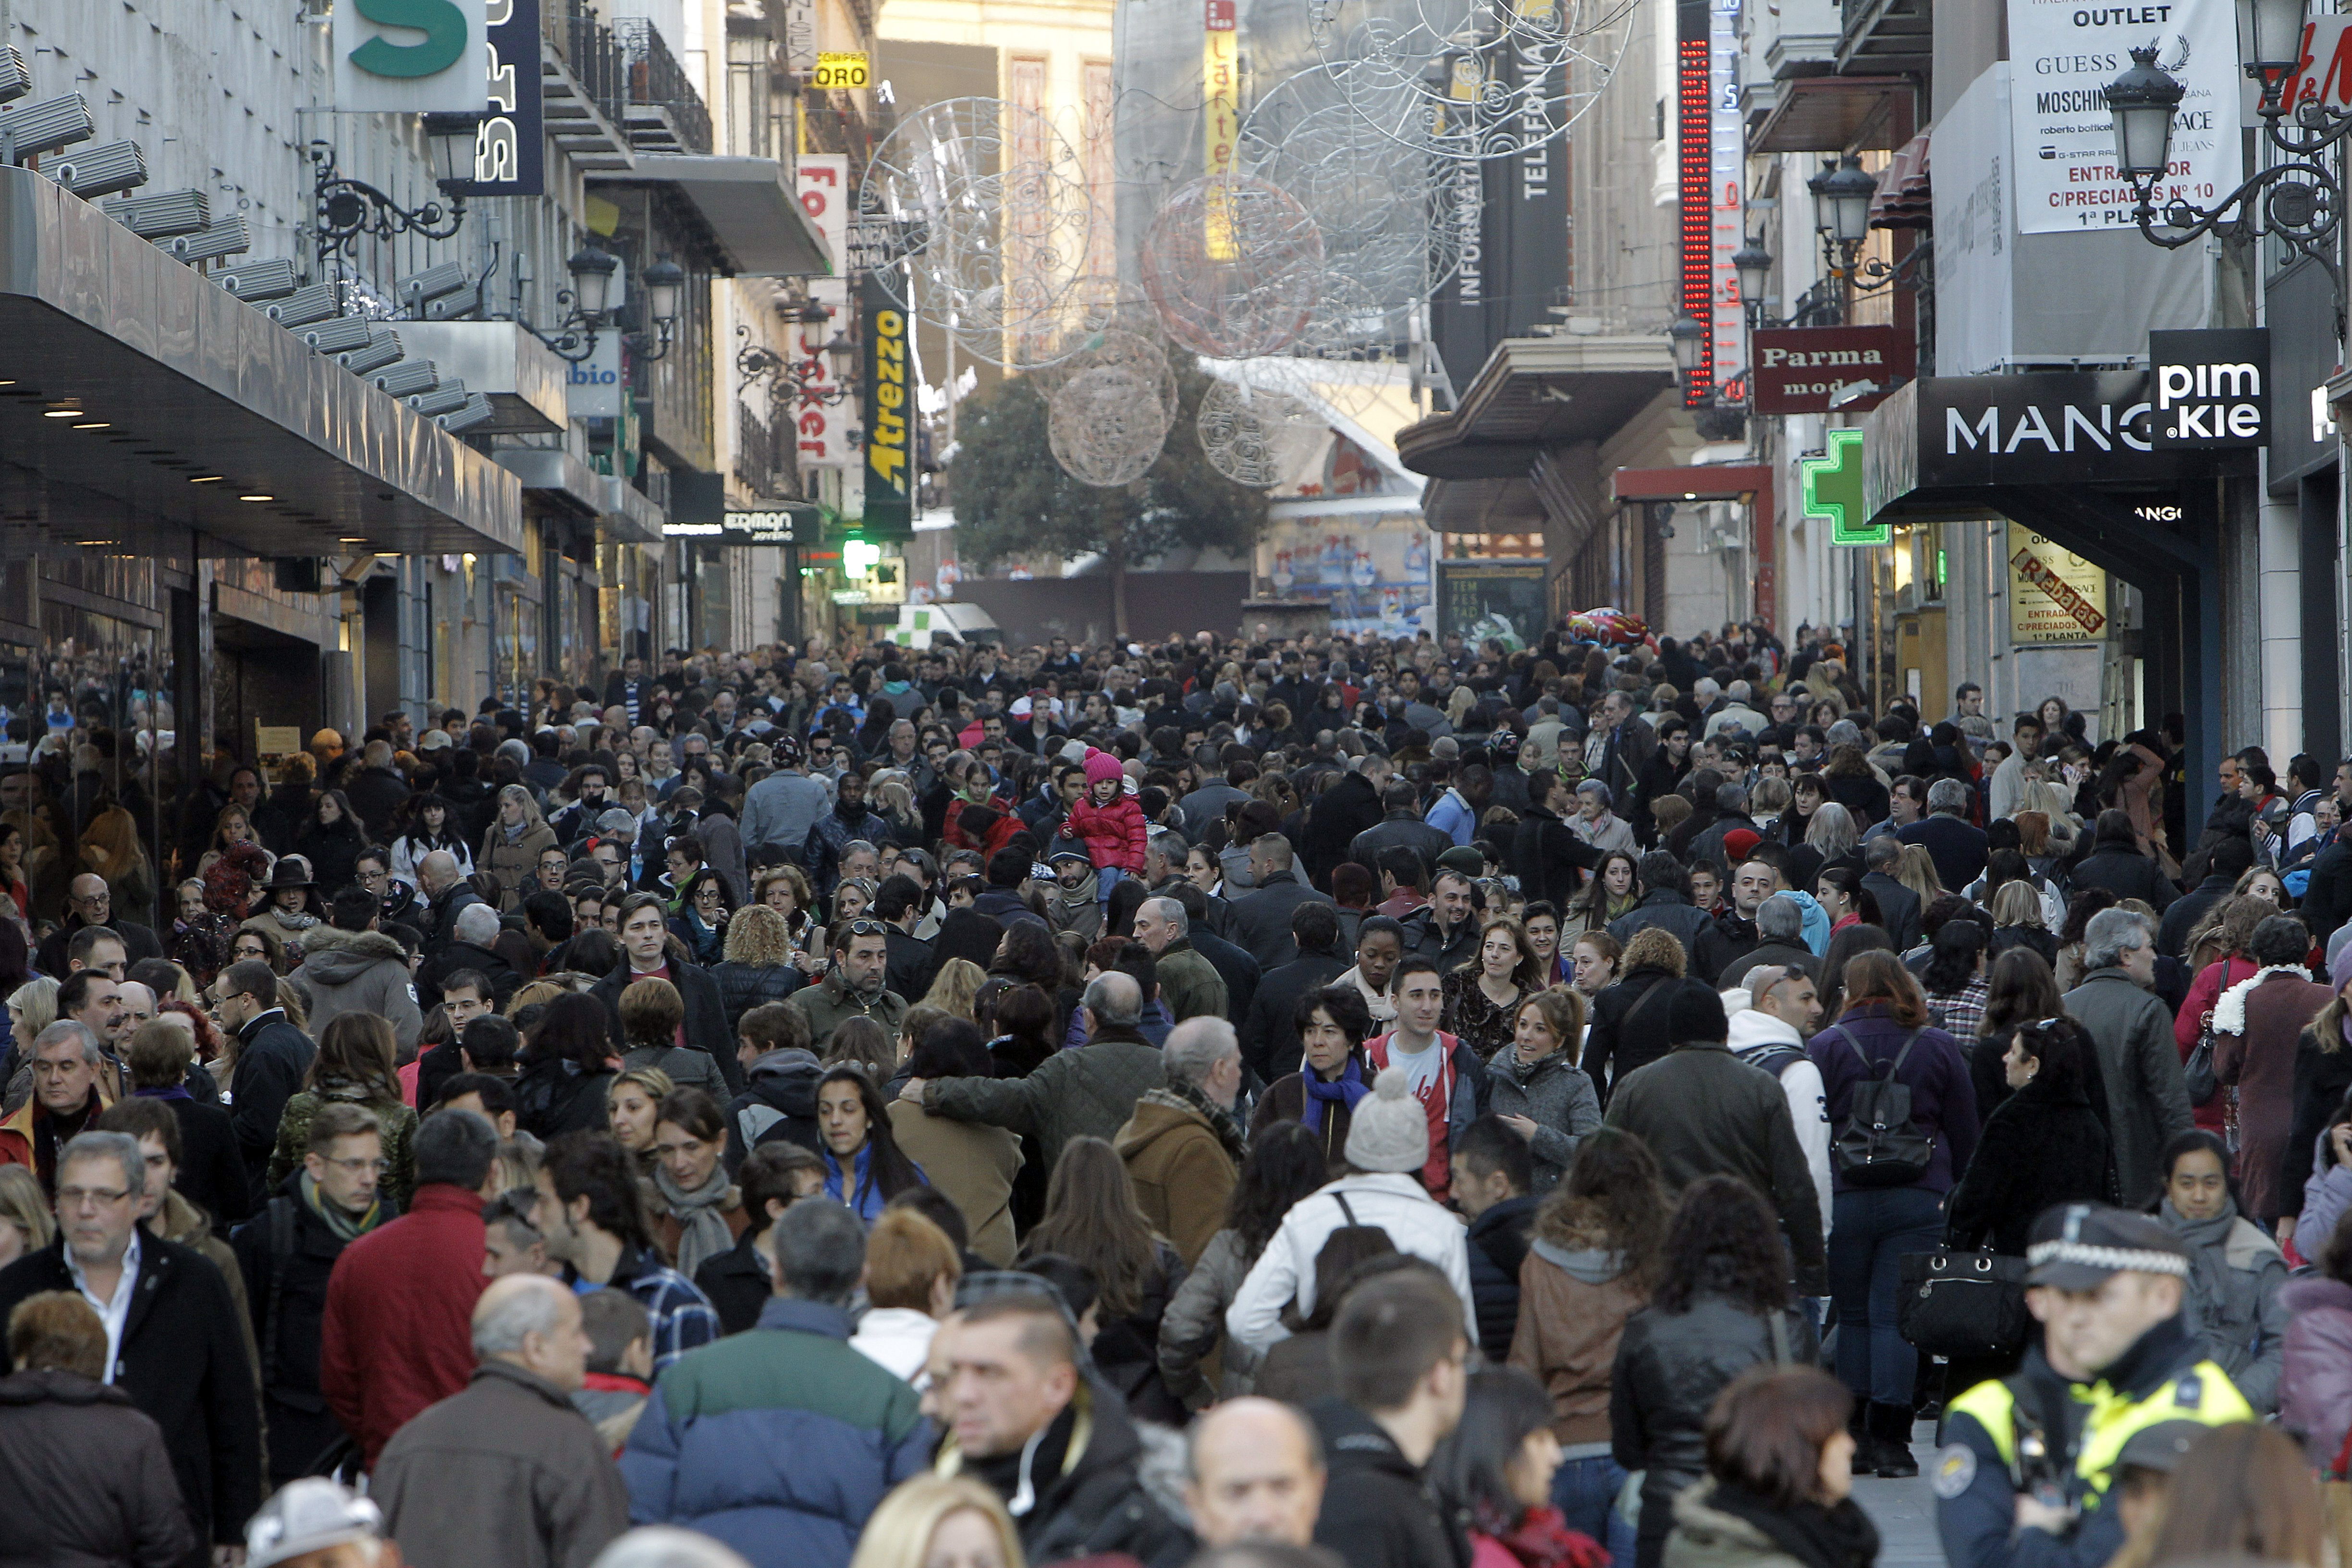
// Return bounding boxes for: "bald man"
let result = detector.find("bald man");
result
[1186,1398,1328,1548]
[36,870,162,975]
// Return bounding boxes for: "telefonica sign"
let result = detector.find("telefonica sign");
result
[335,0,490,114]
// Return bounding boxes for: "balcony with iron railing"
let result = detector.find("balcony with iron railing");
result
[541,0,635,169]
[736,401,780,497]
[613,17,715,156]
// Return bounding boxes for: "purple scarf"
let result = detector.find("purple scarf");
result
[1303,1055,1370,1133]
[134,1085,192,1102]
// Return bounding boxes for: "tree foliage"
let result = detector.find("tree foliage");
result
[947,356,1269,575]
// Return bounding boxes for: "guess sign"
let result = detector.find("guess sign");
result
[1751,326,1915,415]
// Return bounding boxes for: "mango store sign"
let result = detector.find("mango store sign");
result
[335,0,490,114]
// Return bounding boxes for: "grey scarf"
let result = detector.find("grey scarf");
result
[2159,1197,2238,1324]
[652,1162,736,1278]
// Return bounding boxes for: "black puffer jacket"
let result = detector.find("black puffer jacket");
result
[1611,1296,1817,1568]
[711,959,804,1035]
[230,1177,390,1484]
[723,1047,825,1172]
[1945,1072,2117,1256]
[0,1369,194,1568]
[957,1380,1195,1568]
[1579,966,1684,1102]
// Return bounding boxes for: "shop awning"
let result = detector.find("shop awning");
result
[1396,334,1676,531]
[491,445,665,545]
[0,167,524,558]
[1749,75,1913,154]
[589,156,832,278]
[1870,132,1931,229]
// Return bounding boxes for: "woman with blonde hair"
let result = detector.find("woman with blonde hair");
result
[478,784,557,912]
[268,1012,420,1206]
[1987,879,2059,965]
[1896,842,1946,910]
[919,957,989,1021]
[711,902,802,1034]
[7,976,58,1063]
[78,804,153,926]
[847,1476,1025,1568]
[606,1065,676,1177]
[0,1164,53,1267]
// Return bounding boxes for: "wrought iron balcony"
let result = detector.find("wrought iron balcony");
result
[542,0,634,169]
[613,17,715,156]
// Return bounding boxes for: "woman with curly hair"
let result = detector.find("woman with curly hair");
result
[710,902,803,1035]
[1444,916,1545,1060]
[1511,1128,1673,1563]
[919,957,988,1023]
[1157,1119,1329,1405]
[1611,1175,1818,1568]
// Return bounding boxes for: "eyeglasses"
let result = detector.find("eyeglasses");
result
[56,1185,131,1209]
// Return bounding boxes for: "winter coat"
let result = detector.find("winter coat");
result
[378,1360,631,1568]
[295,820,368,899]
[1226,880,1341,971]
[267,1078,419,1209]
[937,1378,1195,1568]
[920,1036,1164,1171]
[2159,1200,2290,1414]
[231,1178,387,1483]
[1726,1012,1832,1230]
[803,804,897,896]
[1304,771,1386,886]
[1606,890,1713,965]
[1068,791,1149,875]
[2175,954,2258,1136]
[1365,1031,1488,1201]
[1944,1071,2116,1256]
[514,1061,617,1143]
[591,960,744,1096]
[725,1048,825,1171]
[887,1100,1020,1266]
[2280,1275,2352,1467]
[710,960,803,1036]
[0,1368,194,1568]
[1602,1043,1827,1297]
[479,819,560,911]
[1467,1193,1539,1362]
[1664,1481,1874,1568]
[2215,968,2334,1221]
[1580,967,1686,1101]
[1805,1004,1980,1195]
[695,1227,774,1336]
[2281,1027,2352,1219]
[0,1234,263,1554]
[1311,1397,1473,1568]
[145,1090,250,1236]
[1249,1067,1361,1173]
[1482,1046,1601,1193]
[1228,1171,1477,1350]
[2070,848,2178,912]
[319,1182,487,1466]
[1114,1089,1240,1267]
[227,1009,316,1205]
[785,971,909,1054]
[1612,1296,1816,1563]
[2300,1128,2352,1254]
[1159,1226,1262,1407]
[1239,949,1350,1080]
[1510,1221,1649,1447]
[2063,967,2197,1206]
[286,926,424,1052]
[1514,806,1603,911]
[1155,941,1231,1026]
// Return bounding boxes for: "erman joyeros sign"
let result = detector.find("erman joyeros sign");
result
[1751,327,1915,415]
[2149,329,2269,448]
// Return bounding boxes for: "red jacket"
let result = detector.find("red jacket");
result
[320,1182,488,1467]
[1066,792,1148,874]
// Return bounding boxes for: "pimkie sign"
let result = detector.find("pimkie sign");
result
[1751,327,1914,415]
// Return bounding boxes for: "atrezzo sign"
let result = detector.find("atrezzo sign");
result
[2149,329,2270,448]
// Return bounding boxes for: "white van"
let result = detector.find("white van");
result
[890,601,1000,648]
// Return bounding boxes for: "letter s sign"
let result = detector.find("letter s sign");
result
[336,0,487,111]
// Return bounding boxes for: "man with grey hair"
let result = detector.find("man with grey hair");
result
[2064,908,2193,1204]
[620,1201,928,1568]
[904,971,1168,1175]
[416,846,488,961]
[1739,894,1819,980]
[1132,895,1229,1023]
[0,1128,264,1558]
[1115,1017,1245,1265]
[420,899,521,1013]
[1898,775,1991,892]
[375,1273,629,1568]
[1687,781,1761,870]
[1144,828,1190,891]
[0,1020,110,1194]
[345,736,413,840]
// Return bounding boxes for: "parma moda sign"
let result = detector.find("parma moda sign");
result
[1751,327,1915,415]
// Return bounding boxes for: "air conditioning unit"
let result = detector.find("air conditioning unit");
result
[338,330,404,376]
[438,393,496,434]
[0,48,31,105]
[303,317,377,355]
[167,215,250,263]
[265,281,344,329]
[406,381,470,418]
[47,140,146,199]
[0,93,93,159]
[214,257,299,302]
[372,359,439,397]
[397,261,468,312]
[103,187,208,239]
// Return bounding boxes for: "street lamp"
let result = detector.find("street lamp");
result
[567,247,618,320]
[421,113,481,191]
[1668,314,1707,383]
[1732,237,1773,312]
[1815,156,1878,245]
[2241,0,2309,100]
[2105,46,2185,183]
[822,330,857,384]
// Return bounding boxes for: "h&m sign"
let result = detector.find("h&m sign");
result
[2149,329,2270,449]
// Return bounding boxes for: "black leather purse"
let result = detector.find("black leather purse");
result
[1897,1245,2031,1359]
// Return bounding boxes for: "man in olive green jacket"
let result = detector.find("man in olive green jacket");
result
[1132,897,1228,1023]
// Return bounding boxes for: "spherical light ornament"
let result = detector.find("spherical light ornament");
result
[1197,377,1326,489]
[1140,176,1324,359]
[1050,366,1173,487]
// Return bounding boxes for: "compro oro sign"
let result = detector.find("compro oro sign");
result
[2008,524,2109,642]
[335,0,490,113]
[2006,0,2240,233]
[2149,328,2270,447]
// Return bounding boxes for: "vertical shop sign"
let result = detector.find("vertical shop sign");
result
[1677,0,1714,404]
[451,0,543,196]
[861,270,914,536]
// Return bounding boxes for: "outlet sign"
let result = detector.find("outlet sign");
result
[335,0,490,113]
[2149,329,2270,449]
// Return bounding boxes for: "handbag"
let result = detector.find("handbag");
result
[1897,1244,2032,1359]
[2183,1024,2220,1106]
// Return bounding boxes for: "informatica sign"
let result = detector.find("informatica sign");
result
[1751,327,1915,415]
[335,0,490,113]
[2006,0,2240,233]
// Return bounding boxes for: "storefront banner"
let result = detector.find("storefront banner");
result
[1752,327,1915,414]
[2008,523,2109,642]
[335,0,490,114]
[1435,559,1546,649]
[448,0,543,197]
[2007,0,2240,233]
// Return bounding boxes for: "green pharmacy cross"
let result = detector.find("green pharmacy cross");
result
[1801,427,1887,547]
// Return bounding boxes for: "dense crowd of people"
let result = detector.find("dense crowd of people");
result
[0,619,2348,1568]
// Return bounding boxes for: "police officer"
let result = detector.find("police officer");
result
[1933,1204,2254,1568]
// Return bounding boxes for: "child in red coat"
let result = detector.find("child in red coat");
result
[1066,750,1146,903]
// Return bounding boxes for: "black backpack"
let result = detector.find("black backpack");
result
[1825,1025,1934,1187]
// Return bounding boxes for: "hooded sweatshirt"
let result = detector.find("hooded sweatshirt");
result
[723,1047,824,1170]
[1725,1006,1832,1235]
[288,925,425,1050]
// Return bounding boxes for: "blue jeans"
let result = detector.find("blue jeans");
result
[1552,1453,1637,1567]
[1098,865,1123,904]
[1829,1185,1946,1406]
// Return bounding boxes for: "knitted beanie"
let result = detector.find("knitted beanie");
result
[1084,750,1124,788]
[1345,1067,1431,1174]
